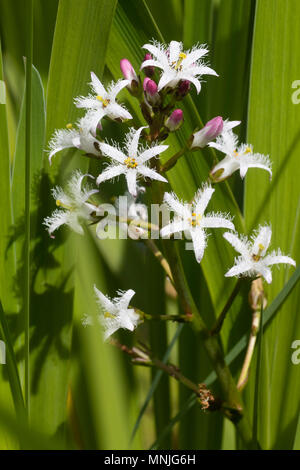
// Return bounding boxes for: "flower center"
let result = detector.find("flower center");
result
[171,52,187,71]
[56,199,73,211]
[252,243,264,262]
[124,157,138,169]
[104,311,115,319]
[96,95,110,107]
[188,212,202,227]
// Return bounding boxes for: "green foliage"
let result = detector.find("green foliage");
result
[0,0,299,451]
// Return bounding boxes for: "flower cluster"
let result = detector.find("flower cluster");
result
[45,39,296,339]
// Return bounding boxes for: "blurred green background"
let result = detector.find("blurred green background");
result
[0,0,299,450]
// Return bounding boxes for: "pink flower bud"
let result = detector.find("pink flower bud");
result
[120,59,138,82]
[165,109,184,132]
[143,53,155,77]
[176,80,191,99]
[144,78,160,105]
[191,116,224,149]
[144,78,158,96]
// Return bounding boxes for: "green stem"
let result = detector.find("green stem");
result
[160,147,186,173]
[144,239,174,285]
[24,0,33,419]
[210,279,242,335]
[163,240,256,448]
[237,309,261,391]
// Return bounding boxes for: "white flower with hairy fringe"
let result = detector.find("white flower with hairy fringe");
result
[96,192,149,240]
[209,130,272,181]
[97,126,168,197]
[48,115,101,163]
[94,286,140,340]
[74,72,132,133]
[141,40,217,93]
[223,225,296,284]
[43,171,98,235]
[160,184,235,263]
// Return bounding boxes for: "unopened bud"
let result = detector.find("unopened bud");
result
[249,278,267,312]
[143,53,155,77]
[175,80,191,100]
[165,109,184,132]
[144,78,160,105]
[120,59,140,96]
[191,116,224,149]
[120,58,138,82]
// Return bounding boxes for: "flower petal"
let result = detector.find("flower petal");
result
[138,145,169,163]
[96,165,125,185]
[90,72,106,96]
[264,254,296,267]
[142,42,169,67]
[190,228,207,263]
[99,142,126,163]
[223,231,250,258]
[94,285,115,313]
[128,126,147,156]
[137,165,168,183]
[169,40,182,64]
[194,184,215,215]
[252,225,272,256]
[109,79,130,100]
[117,289,136,309]
[225,261,253,278]
[201,215,234,230]
[126,170,138,197]
[182,47,209,66]
[163,192,191,219]
[160,219,189,238]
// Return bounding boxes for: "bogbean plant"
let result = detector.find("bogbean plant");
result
[45,40,296,446]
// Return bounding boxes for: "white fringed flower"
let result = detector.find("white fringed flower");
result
[94,286,140,340]
[141,40,217,93]
[223,225,296,283]
[96,192,149,240]
[209,130,272,181]
[96,126,168,197]
[74,72,133,133]
[48,115,101,163]
[43,171,98,235]
[160,184,235,263]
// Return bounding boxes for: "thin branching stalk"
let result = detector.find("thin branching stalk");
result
[210,279,242,335]
[143,239,175,285]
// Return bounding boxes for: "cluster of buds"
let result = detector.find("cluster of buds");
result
[120,53,188,141]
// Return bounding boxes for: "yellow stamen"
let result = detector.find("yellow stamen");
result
[104,311,114,319]
[244,147,252,154]
[96,95,110,107]
[252,244,265,262]
[172,52,187,71]
[188,213,202,227]
[124,157,138,169]
[233,150,239,157]
[56,199,72,210]
[66,123,73,129]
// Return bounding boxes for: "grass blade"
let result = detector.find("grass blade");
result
[24,0,33,417]
[130,324,184,443]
